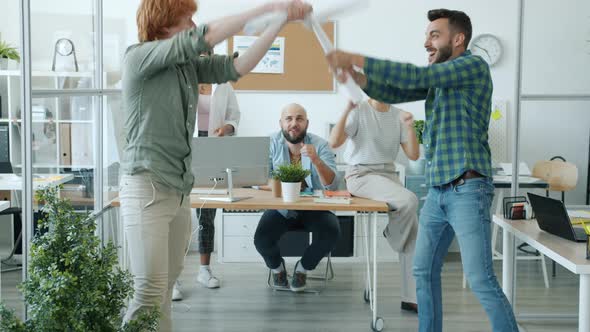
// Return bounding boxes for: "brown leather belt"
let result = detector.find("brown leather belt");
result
[451,170,484,186]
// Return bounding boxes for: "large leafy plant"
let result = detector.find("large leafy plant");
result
[272,163,311,183]
[413,120,425,144]
[0,186,158,331]
[0,41,20,61]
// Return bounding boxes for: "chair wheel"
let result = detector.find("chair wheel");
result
[371,317,384,331]
[363,288,370,303]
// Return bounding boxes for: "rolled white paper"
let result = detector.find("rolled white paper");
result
[243,12,288,35]
[306,15,364,102]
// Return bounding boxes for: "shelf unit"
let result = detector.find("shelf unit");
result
[0,70,97,173]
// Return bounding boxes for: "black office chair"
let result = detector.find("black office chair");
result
[267,224,334,294]
[0,206,23,272]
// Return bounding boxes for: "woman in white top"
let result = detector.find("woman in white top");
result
[173,53,240,300]
[329,99,420,313]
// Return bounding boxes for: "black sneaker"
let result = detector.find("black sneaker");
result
[401,301,418,314]
[290,261,307,293]
[272,260,289,288]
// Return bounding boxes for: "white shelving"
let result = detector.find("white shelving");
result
[0,71,97,170]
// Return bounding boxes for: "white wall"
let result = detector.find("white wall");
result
[0,0,587,203]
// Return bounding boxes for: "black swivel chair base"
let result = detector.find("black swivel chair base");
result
[267,254,334,294]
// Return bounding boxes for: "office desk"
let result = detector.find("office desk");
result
[0,173,74,191]
[112,188,389,331]
[493,215,590,331]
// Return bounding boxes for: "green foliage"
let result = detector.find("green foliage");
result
[272,163,311,183]
[0,186,159,331]
[0,41,20,62]
[413,120,425,144]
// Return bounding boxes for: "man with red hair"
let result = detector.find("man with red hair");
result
[120,1,311,330]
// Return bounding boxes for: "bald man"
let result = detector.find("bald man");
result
[254,103,341,292]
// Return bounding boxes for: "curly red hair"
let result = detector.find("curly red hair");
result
[137,0,197,42]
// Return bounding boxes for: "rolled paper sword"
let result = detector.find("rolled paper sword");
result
[305,14,364,102]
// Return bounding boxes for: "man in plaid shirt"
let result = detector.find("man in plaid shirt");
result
[326,9,518,332]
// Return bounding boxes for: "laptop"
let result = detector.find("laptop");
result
[527,192,587,242]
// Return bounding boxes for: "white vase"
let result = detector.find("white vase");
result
[281,181,301,202]
[0,58,8,70]
[407,144,426,175]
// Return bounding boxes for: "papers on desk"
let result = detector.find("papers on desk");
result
[568,210,590,219]
[498,162,532,176]
[493,175,540,183]
[314,197,351,204]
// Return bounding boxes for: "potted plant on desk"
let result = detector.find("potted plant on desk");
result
[272,163,311,203]
[408,119,426,175]
[0,41,20,70]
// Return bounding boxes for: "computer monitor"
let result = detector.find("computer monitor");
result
[0,122,13,174]
[191,136,270,202]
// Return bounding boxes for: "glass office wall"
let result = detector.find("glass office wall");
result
[0,0,134,320]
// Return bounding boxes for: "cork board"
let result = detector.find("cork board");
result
[228,21,335,92]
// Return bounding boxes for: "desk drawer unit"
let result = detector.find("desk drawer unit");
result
[221,212,262,262]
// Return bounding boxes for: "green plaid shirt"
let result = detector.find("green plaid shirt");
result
[363,50,493,186]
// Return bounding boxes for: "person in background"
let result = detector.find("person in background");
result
[120,1,312,330]
[329,98,420,313]
[172,49,241,300]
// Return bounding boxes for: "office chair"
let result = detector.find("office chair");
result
[267,225,334,294]
[0,206,23,273]
[532,156,578,277]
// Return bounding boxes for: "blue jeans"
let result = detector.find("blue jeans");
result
[413,177,518,332]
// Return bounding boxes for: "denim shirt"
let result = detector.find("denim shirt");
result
[269,131,340,217]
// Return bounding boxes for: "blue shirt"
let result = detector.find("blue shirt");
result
[269,131,340,218]
[269,131,340,191]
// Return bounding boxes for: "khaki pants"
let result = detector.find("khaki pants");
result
[120,173,191,332]
[346,164,418,303]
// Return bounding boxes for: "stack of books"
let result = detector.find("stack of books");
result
[313,190,352,204]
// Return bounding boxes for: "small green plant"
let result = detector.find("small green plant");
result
[0,41,20,62]
[413,120,425,144]
[0,186,159,332]
[272,163,311,183]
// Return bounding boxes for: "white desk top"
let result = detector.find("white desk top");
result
[493,215,590,274]
[0,201,9,212]
[0,174,75,191]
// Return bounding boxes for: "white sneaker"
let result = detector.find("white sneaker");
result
[172,281,183,301]
[197,269,221,289]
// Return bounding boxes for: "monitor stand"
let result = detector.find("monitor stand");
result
[199,168,251,203]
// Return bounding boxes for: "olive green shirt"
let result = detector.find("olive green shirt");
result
[121,25,241,194]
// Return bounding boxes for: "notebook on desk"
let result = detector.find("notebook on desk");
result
[528,193,587,242]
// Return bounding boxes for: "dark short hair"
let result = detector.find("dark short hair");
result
[427,9,472,47]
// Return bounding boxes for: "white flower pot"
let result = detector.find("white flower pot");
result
[0,58,8,70]
[281,181,301,202]
[407,144,426,175]
[408,159,426,175]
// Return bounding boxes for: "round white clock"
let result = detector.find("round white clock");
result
[55,38,74,56]
[470,34,503,66]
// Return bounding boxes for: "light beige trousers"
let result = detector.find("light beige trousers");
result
[120,173,191,332]
[346,164,419,303]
